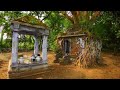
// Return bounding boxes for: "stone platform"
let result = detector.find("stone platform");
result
[8,60,48,79]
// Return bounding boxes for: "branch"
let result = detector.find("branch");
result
[34,11,43,19]
[70,11,83,26]
[60,11,74,24]
[76,11,80,20]
[41,11,52,21]
[91,11,101,20]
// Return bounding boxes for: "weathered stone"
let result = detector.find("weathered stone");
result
[8,15,49,78]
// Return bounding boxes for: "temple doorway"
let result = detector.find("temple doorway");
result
[64,39,70,54]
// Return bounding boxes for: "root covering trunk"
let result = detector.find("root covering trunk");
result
[75,38,102,68]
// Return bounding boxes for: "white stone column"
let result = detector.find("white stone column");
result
[34,36,39,56]
[42,35,48,64]
[12,31,19,65]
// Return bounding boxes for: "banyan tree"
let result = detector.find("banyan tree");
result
[54,11,102,68]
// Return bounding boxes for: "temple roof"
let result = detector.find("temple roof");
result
[57,27,87,39]
[11,15,48,29]
[57,34,86,39]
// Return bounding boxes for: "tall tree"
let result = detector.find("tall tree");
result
[54,11,103,68]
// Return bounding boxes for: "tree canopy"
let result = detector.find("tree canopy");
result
[0,11,120,54]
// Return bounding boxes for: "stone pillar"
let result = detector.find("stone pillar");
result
[42,35,48,64]
[11,31,19,65]
[34,36,39,56]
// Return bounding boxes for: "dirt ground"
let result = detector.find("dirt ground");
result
[0,51,120,79]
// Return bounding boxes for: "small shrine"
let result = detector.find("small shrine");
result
[8,15,49,78]
[55,28,87,65]
[55,27,102,68]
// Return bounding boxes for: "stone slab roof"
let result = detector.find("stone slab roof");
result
[11,15,48,30]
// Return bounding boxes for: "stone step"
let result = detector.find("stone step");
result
[8,64,53,79]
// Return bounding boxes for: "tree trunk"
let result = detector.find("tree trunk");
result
[74,38,102,68]
[0,32,4,51]
[59,11,102,68]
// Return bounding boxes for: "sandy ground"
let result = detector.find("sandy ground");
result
[0,51,120,79]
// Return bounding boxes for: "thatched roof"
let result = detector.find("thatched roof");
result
[11,15,48,29]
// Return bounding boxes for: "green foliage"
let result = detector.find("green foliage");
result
[44,12,72,51]
[99,12,120,53]
[89,11,120,53]
[77,11,120,53]
[0,11,28,52]
[0,11,120,54]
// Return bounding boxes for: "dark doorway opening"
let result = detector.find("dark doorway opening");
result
[64,39,70,54]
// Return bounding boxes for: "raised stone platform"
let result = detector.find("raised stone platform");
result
[8,60,48,79]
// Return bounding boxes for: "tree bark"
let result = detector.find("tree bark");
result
[74,38,102,68]
[0,31,4,51]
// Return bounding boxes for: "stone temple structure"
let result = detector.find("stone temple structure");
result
[8,15,49,78]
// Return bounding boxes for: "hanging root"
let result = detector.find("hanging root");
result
[74,39,102,68]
